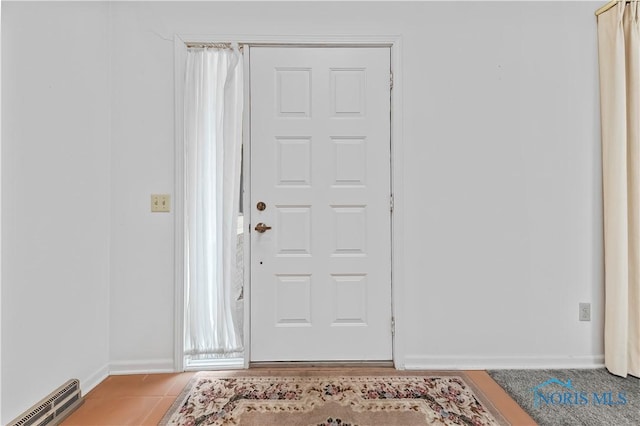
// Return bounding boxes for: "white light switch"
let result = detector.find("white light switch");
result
[151,194,171,212]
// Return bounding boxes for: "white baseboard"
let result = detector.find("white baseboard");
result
[77,359,177,394]
[401,354,605,370]
[81,363,110,395]
[109,358,176,375]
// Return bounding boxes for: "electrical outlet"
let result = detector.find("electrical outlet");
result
[151,194,171,212]
[579,303,591,322]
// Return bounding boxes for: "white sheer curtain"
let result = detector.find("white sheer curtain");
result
[184,45,244,359]
[597,1,640,378]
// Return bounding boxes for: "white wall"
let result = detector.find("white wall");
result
[1,0,604,420]
[1,2,3,422]
[1,2,111,423]
[107,1,603,370]
[108,1,176,371]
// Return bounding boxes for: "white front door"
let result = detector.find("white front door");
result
[250,46,392,361]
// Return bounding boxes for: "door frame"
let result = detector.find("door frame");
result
[174,34,405,371]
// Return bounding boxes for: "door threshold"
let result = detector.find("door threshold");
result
[249,361,394,369]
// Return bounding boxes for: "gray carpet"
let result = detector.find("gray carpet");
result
[488,369,639,426]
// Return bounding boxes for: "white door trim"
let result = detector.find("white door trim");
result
[174,34,405,371]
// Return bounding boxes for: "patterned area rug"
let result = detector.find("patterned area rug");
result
[160,373,509,425]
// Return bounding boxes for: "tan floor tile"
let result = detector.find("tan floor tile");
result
[140,396,178,425]
[87,374,181,398]
[465,370,538,426]
[61,397,161,426]
[166,372,196,396]
[85,375,146,399]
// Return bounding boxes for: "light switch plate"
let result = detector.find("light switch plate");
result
[151,194,171,212]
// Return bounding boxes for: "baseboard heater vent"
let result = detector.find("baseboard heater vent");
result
[7,379,84,426]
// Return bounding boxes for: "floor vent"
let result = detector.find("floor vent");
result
[7,379,84,426]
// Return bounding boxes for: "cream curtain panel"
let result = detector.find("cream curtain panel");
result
[597,1,640,378]
[184,45,244,359]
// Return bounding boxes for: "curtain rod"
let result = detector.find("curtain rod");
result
[595,1,636,16]
[185,42,243,50]
[185,42,394,49]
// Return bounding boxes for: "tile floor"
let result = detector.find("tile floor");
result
[61,370,536,425]
[61,373,195,426]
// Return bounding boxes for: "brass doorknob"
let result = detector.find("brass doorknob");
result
[254,223,272,233]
